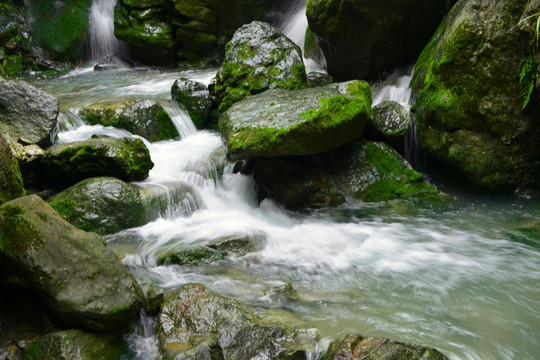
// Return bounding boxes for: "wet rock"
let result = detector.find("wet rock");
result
[157,246,226,266]
[48,177,148,235]
[307,71,333,87]
[38,136,153,188]
[0,134,24,205]
[306,0,454,81]
[142,285,164,316]
[411,0,540,193]
[219,80,371,159]
[322,333,448,360]
[93,54,134,71]
[0,77,59,146]
[0,195,143,331]
[157,283,315,360]
[79,99,179,142]
[171,78,212,129]
[208,232,266,257]
[21,329,127,360]
[212,21,307,112]
[367,101,411,153]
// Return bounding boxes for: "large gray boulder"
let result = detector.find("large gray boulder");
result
[157,283,315,360]
[219,80,371,160]
[411,0,540,193]
[212,21,307,112]
[0,78,59,146]
[306,0,454,81]
[38,136,153,188]
[323,333,448,360]
[79,100,179,142]
[0,195,143,331]
[0,133,24,204]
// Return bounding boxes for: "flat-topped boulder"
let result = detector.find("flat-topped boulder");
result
[0,195,143,331]
[38,136,153,188]
[219,80,371,160]
[79,99,178,142]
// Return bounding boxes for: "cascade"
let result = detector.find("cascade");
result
[88,0,129,62]
[278,0,327,73]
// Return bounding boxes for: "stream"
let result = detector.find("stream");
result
[25,65,540,360]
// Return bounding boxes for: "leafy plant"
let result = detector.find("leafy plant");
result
[520,55,535,110]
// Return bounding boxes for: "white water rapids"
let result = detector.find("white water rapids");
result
[27,66,540,360]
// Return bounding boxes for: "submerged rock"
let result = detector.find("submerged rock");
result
[219,80,371,159]
[93,54,134,71]
[306,0,453,81]
[171,78,212,129]
[21,329,127,360]
[38,136,153,188]
[367,101,411,153]
[0,77,59,146]
[0,134,24,204]
[411,0,540,192]
[157,283,315,360]
[0,195,143,331]
[212,21,307,112]
[79,100,178,142]
[48,177,148,235]
[323,333,448,360]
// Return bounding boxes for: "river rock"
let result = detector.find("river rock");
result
[171,78,212,129]
[212,21,307,112]
[0,134,24,205]
[157,283,314,360]
[38,136,153,188]
[0,77,59,146]
[219,80,371,160]
[0,195,143,331]
[79,100,179,142]
[21,329,127,360]
[48,177,147,235]
[323,333,448,360]
[411,0,540,192]
[367,101,411,152]
[306,0,454,81]
[93,54,133,71]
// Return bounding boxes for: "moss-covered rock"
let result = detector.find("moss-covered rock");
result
[0,195,143,331]
[0,133,24,204]
[212,21,308,113]
[79,100,179,142]
[157,283,315,360]
[367,100,411,153]
[219,80,371,160]
[322,333,448,360]
[0,6,35,78]
[21,329,128,360]
[31,0,91,62]
[171,78,212,129]
[38,136,153,188]
[306,0,454,81]
[48,177,149,235]
[411,0,540,192]
[0,77,59,146]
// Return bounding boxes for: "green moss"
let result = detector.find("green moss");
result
[110,303,130,315]
[159,247,225,266]
[49,199,97,232]
[0,203,42,258]
[2,54,23,77]
[299,94,371,129]
[21,342,41,360]
[156,108,179,140]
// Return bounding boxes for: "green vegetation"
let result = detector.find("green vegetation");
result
[0,203,41,258]
[519,55,536,110]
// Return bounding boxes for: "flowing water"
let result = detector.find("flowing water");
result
[25,65,540,360]
[89,0,129,61]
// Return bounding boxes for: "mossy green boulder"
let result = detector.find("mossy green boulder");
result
[306,0,453,81]
[157,283,315,360]
[367,100,411,152]
[212,21,308,113]
[21,329,127,360]
[171,78,212,129]
[0,133,24,204]
[219,80,371,160]
[38,136,153,188]
[31,0,91,62]
[411,0,540,192]
[79,99,179,142]
[322,333,448,360]
[48,177,148,235]
[0,195,143,331]
[0,77,59,146]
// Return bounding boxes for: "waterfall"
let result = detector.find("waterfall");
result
[89,0,129,62]
[278,0,327,73]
